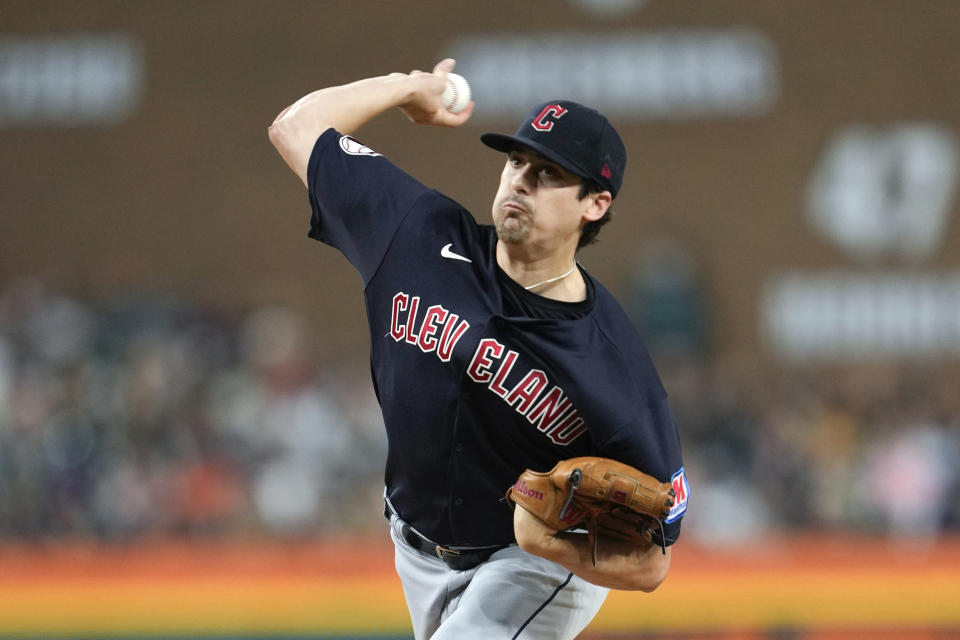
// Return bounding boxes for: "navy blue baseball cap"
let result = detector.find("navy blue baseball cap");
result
[481,100,627,197]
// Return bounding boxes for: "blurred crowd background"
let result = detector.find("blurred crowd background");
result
[0,279,389,540]
[2,1,960,551]
[2,275,958,546]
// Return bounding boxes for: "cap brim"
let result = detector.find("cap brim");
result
[480,133,590,182]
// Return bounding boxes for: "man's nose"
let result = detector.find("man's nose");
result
[510,164,533,193]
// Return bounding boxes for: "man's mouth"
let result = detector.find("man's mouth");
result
[502,198,527,214]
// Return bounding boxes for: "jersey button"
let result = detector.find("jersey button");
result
[454,443,464,453]
[454,497,464,506]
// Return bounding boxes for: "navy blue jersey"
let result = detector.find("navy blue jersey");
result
[307,129,688,547]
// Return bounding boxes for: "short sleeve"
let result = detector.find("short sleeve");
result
[596,398,688,547]
[306,128,432,285]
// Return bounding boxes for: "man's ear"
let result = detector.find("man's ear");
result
[583,191,612,222]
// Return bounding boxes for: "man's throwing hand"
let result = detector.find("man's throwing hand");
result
[396,58,474,127]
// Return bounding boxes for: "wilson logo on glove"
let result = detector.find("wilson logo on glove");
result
[512,479,544,501]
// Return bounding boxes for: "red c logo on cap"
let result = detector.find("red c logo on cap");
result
[531,104,568,132]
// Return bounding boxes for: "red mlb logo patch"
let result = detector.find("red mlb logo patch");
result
[665,467,689,523]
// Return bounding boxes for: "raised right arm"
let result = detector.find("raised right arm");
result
[267,58,474,186]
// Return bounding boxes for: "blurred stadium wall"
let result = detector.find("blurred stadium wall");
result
[3,0,958,361]
[1,1,959,638]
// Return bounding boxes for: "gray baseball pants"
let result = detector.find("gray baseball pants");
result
[388,513,609,639]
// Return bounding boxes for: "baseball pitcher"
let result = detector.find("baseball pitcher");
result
[268,59,689,640]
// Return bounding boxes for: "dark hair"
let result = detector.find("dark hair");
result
[577,179,613,250]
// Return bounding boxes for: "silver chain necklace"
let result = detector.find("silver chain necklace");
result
[523,263,578,291]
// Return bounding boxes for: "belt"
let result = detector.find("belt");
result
[384,501,508,571]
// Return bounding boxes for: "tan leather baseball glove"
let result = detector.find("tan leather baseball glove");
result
[506,457,675,564]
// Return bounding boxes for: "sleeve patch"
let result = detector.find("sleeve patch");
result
[665,467,688,523]
[339,135,381,157]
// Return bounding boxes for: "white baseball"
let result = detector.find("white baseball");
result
[441,72,471,113]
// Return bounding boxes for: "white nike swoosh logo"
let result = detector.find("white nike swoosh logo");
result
[441,243,472,263]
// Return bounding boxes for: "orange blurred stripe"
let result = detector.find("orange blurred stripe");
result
[595,567,960,631]
[1,576,408,634]
[1,536,958,634]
